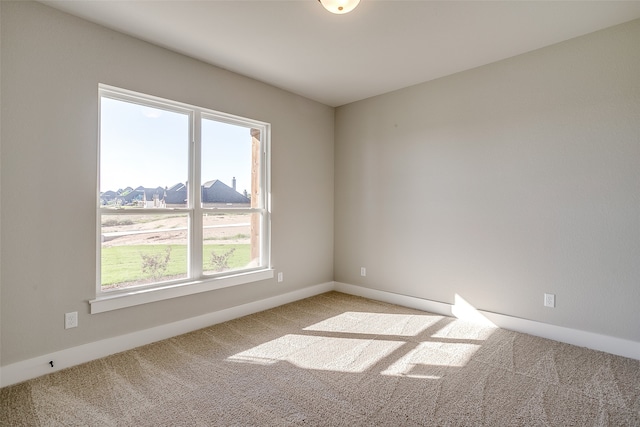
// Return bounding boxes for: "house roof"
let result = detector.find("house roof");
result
[168,183,186,192]
[202,180,250,204]
[102,180,248,204]
[202,180,220,189]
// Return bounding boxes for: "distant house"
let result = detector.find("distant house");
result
[100,190,118,205]
[165,183,187,205]
[142,187,167,208]
[101,179,248,208]
[139,185,187,207]
[201,179,251,207]
[120,186,145,204]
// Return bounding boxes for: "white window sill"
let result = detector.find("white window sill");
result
[89,269,274,314]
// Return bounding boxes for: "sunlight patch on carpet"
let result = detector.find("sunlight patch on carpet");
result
[382,342,481,379]
[304,312,444,336]
[227,334,404,373]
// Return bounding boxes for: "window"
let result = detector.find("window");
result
[93,85,271,312]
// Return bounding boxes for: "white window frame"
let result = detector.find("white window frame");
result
[91,85,272,314]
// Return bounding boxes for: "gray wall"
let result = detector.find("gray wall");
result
[335,19,640,342]
[0,1,334,365]
[1,1,638,370]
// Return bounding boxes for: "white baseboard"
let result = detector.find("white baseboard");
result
[2,280,637,388]
[0,282,334,388]
[334,282,453,316]
[335,282,640,361]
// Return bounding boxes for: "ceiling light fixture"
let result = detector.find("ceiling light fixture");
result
[318,0,360,14]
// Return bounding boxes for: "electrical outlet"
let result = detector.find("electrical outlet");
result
[544,293,555,308]
[277,272,284,282]
[360,267,366,277]
[65,312,78,329]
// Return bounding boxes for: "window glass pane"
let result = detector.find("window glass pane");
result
[202,212,262,275]
[98,86,270,298]
[101,214,188,290]
[201,119,258,208]
[100,97,189,209]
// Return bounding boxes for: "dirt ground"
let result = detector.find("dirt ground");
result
[101,212,252,247]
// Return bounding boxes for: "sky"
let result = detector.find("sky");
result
[100,97,253,195]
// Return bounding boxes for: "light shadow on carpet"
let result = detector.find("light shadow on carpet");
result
[2,292,639,426]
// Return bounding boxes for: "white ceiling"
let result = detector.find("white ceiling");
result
[42,1,640,107]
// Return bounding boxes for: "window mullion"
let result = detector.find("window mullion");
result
[261,128,271,269]
[190,111,203,279]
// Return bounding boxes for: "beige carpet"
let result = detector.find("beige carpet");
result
[1,292,639,426]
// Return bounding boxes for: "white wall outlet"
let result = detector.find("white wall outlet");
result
[544,293,555,308]
[65,311,78,329]
[277,272,283,283]
[360,267,366,277]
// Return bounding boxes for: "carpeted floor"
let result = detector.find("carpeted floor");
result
[1,291,639,426]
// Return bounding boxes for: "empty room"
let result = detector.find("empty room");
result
[1,1,639,425]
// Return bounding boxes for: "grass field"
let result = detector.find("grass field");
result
[101,244,250,287]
